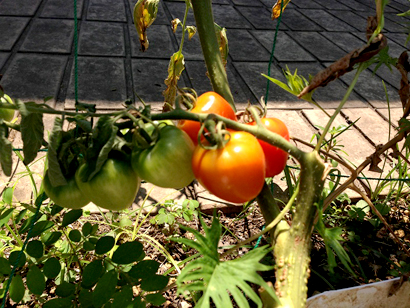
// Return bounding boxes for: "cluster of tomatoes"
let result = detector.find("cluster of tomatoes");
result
[44,92,289,211]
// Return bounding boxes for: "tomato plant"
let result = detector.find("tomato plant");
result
[75,158,140,211]
[132,125,195,189]
[248,118,290,177]
[0,94,15,122]
[192,131,266,203]
[177,91,237,144]
[43,172,91,209]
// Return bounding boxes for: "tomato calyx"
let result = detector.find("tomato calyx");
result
[197,115,231,150]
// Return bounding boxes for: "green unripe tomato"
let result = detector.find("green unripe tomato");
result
[131,125,195,189]
[43,172,91,209]
[0,94,15,122]
[75,158,140,211]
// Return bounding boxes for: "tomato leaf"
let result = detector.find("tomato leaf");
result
[214,23,228,69]
[0,257,11,275]
[0,123,12,176]
[43,297,73,308]
[29,220,54,238]
[26,240,44,259]
[15,100,44,165]
[163,52,185,109]
[92,269,118,307]
[47,117,67,187]
[111,285,133,308]
[95,236,115,255]
[112,241,145,264]
[43,257,61,279]
[55,282,76,298]
[172,216,279,307]
[62,209,83,227]
[82,260,104,289]
[133,0,160,51]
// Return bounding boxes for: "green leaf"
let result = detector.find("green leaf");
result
[95,236,115,255]
[42,231,62,246]
[78,288,94,307]
[62,209,83,227]
[14,209,27,224]
[0,257,11,275]
[112,241,145,264]
[82,260,104,289]
[26,240,44,258]
[43,297,73,308]
[26,265,46,295]
[132,296,145,308]
[9,250,26,268]
[111,285,133,308]
[9,274,25,303]
[15,100,44,165]
[83,240,96,251]
[47,117,67,186]
[145,293,166,306]
[69,229,82,242]
[2,187,13,205]
[141,274,169,292]
[128,260,160,281]
[82,222,92,237]
[92,269,118,307]
[173,217,279,307]
[0,124,13,176]
[0,208,14,228]
[55,281,76,297]
[29,220,54,238]
[43,257,61,279]
[51,204,64,216]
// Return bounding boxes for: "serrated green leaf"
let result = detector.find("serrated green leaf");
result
[93,269,117,307]
[95,236,115,255]
[47,117,67,186]
[9,274,25,303]
[112,241,145,264]
[26,240,44,258]
[82,260,104,289]
[26,265,46,295]
[173,217,279,308]
[62,209,83,227]
[43,257,61,278]
[0,124,12,176]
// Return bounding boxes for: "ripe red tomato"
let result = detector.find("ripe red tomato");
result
[177,91,237,144]
[248,118,289,177]
[192,131,266,203]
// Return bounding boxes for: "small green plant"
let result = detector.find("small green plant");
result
[150,199,199,226]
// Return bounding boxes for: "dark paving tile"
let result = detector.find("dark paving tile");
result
[184,61,250,103]
[321,32,366,53]
[384,13,409,32]
[130,24,176,59]
[236,6,287,30]
[66,57,127,107]
[279,9,323,31]
[281,62,367,108]
[40,0,84,19]
[335,0,372,11]
[311,0,350,10]
[328,10,368,32]
[0,0,41,16]
[292,0,323,9]
[0,52,10,70]
[1,54,67,102]
[227,29,270,61]
[386,38,408,58]
[132,59,183,102]
[339,67,402,108]
[287,32,346,61]
[251,30,315,62]
[0,17,30,51]
[354,10,407,33]
[387,33,409,48]
[232,0,263,6]
[173,31,203,61]
[305,9,357,31]
[386,1,408,12]
[371,63,402,91]
[233,62,312,108]
[87,0,126,22]
[213,4,253,29]
[127,0,169,25]
[20,19,74,53]
[164,2,196,25]
[78,22,125,56]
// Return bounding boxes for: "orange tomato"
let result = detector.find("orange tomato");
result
[192,131,265,203]
[248,118,289,177]
[177,91,237,145]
